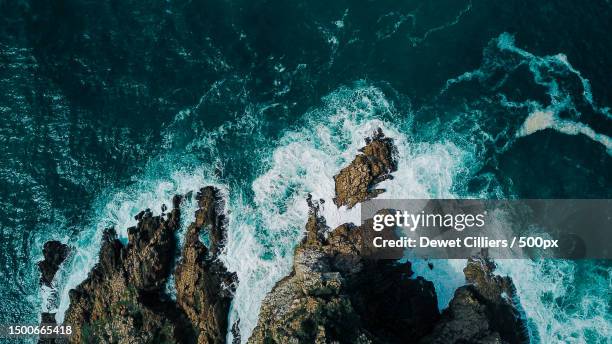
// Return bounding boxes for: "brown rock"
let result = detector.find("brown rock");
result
[248,200,440,344]
[125,209,177,291]
[54,128,529,344]
[463,257,528,344]
[247,202,366,344]
[333,128,396,209]
[61,186,238,344]
[419,257,528,344]
[63,196,194,343]
[174,187,237,344]
[419,286,505,344]
[249,131,528,344]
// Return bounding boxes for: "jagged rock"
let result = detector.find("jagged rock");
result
[419,257,528,344]
[419,286,504,344]
[231,320,241,344]
[38,241,69,344]
[333,128,396,209]
[174,187,237,344]
[249,130,528,344]
[63,200,191,344]
[124,208,177,291]
[38,241,69,287]
[61,185,236,344]
[463,257,527,344]
[248,203,365,344]
[249,199,440,344]
[249,131,439,344]
[54,129,528,344]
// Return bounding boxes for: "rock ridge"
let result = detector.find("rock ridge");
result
[174,186,237,344]
[56,186,235,343]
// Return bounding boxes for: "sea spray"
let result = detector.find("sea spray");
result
[221,84,483,342]
[439,32,612,342]
[443,32,612,155]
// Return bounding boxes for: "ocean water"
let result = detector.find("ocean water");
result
[1,1,611,343]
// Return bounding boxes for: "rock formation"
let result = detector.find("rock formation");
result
[249,129,528,344]
[333,128,396,209]
[62,187,235,344]
[174,187,237,344]
[420,257,528,344]
[38,241,70,287]
[249,132,440,343]
[63,201,188,343]
[48,129,527,344]
[248,199,440,343]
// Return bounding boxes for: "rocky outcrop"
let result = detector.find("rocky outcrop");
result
[249,131,440,344]
[333,128,396,209]
[63,201,188,343]
[249,129,527,344]
[38,241,69,287]
[419,258,528,344]
[174,187,237,344]
[463,257,527,343]
[62,187,235,344]
[249,200,440,344]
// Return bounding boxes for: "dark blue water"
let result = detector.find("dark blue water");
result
[1,0,611,342]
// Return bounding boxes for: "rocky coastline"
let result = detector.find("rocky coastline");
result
[39,130,527,343]
[39,188,236,343]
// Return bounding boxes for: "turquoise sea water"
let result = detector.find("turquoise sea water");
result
[1,1,611,343]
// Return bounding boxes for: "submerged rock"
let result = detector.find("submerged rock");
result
[38,241,69,287]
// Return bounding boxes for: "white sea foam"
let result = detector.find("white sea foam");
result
[443,32,612,155]
[52,79,609,344]
[496,259,612,343]
[54,79,258,319]
[495,33,612,154]
[518,109,612,153]
[222,85,480,342]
